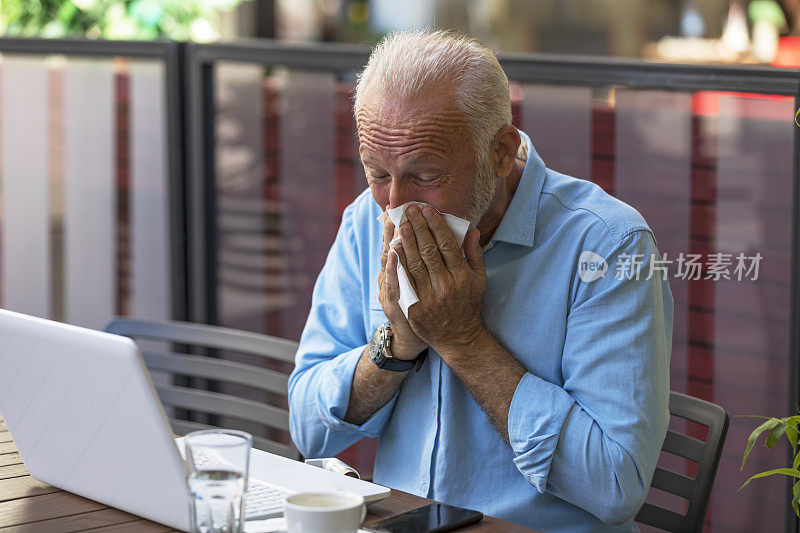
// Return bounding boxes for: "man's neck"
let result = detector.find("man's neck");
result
[477,159,525,248]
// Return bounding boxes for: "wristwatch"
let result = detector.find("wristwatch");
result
[369,323,428,372]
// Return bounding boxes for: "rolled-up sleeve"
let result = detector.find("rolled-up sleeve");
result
[507,228,673,525]
[288,203,396,459]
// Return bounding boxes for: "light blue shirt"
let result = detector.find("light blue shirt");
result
[288,131,673,532]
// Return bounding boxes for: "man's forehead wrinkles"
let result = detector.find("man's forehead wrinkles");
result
[358,129,452,145]
[357,119,466,137]
[359,122,466,135]
[356,96,468,165]
[359,137,450,159]
[356,105,466,129]
[358,122,460,137]
[358,123,454,146]
[359,139,448,156]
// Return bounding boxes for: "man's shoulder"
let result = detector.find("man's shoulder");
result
[338,189,384,259]
[539,168,653,249]
[342,187,381,230]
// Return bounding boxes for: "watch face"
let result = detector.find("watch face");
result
[370,324,388,365]
[369,324,389,367]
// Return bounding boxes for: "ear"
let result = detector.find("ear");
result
[492,125,521,180]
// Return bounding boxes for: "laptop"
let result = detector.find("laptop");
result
[0,309,390,532]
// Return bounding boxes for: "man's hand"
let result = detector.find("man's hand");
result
[378,209,428,360]
[395,204,487,356]
[394,204,525,443]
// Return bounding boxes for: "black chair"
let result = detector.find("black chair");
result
[636,391,729,532]
[104,317,299,459]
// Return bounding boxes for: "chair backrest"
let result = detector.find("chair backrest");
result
[636,391,729,533]
[104,317,299,459]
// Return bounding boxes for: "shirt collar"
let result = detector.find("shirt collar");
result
[487,129,545,249]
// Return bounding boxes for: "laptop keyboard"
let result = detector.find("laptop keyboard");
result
[245,479,290,518]
[190,449,291,519]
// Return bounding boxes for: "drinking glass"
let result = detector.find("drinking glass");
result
[185,429,252,533]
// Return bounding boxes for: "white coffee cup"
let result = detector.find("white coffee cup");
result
[284,491,366,533]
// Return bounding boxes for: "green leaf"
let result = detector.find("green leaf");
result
[742,418,781,470]
[57,2,77,23]
[739,468,800,490]
[787,424,799,453]
[793,451,800,471]
[793,482,800,518]
[766,424,787,449]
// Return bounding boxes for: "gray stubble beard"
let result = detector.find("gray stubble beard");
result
[467,147,498,226]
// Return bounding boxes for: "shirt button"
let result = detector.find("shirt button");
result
[421,482,428,493]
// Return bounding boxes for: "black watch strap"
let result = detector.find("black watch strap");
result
[382,348,428,372]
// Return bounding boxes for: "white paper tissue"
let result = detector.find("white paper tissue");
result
[377,202,471,318]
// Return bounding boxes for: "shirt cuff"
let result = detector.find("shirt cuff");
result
[507,372,576,493]
[315,345,400,438]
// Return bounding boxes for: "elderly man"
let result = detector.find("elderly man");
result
[288,30,673,532]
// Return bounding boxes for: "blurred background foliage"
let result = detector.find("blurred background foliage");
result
[0,0,251,42]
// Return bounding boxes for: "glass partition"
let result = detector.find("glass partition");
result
[215,66,339,339]
[211,63,365,457]
[522,84,593,179]
[0,57,51,319]
[0,52,175,330]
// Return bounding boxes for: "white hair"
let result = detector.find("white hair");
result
[353,29,511,155]
[353,29,512,223]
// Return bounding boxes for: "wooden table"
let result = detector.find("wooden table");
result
[0,418,535,532]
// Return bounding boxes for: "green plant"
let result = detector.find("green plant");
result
[0,0,249,42]
[740,414,800,516]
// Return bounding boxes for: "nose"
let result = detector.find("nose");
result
[388,178,415,210]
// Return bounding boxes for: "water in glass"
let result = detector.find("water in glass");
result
[184,429,251,533]
[188,469,245,533]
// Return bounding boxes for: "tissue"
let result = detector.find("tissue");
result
[377,202,471,318]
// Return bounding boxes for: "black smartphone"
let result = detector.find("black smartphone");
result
[366,502,483,533]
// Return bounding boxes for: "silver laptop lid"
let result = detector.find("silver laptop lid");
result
[0,309,190,531]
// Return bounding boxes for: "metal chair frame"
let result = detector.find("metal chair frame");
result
[636,391,729,532]
[105,317,299,459]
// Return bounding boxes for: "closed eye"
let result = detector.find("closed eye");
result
[414,172,449,185]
